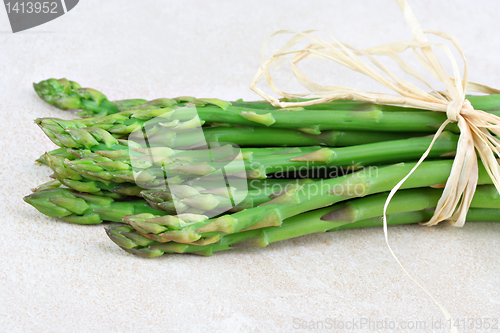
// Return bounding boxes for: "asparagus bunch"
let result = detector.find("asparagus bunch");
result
[25,77,500,258]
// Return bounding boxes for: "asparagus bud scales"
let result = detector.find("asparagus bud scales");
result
[128,104,249,218]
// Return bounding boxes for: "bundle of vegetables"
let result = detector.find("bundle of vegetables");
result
[25,78,500,257]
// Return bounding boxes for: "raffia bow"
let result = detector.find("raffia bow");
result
[250,0,500,227]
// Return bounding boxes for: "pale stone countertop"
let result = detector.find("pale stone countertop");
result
[1,1,499,332]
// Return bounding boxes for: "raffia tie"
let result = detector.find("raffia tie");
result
[250,0,500,228]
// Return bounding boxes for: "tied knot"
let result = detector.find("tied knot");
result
[445,99,472,122]
[446,99,473,122]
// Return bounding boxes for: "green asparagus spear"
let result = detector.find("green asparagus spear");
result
[34,78,254,117]
[24,188,165,224]
[107,185,500,257]
[281,95,500,112]
[32,78,400,117]
[289,132,457,167]
[34,78,500,117]
[36,107,472,150]
[204,126,429,147]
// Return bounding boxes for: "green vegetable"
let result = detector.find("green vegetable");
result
[29,77,500,260]
[24,188,165,224]
[35,78,500,117]
[106,185,500,257]
[37,108,486,149]
[121,160,495,245]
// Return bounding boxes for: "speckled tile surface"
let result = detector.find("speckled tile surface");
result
[1,1,500,332]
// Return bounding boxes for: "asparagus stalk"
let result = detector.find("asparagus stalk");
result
[37,115,428,150]
[289,132,458,167]
[34,78,264,116]
[281,95,500,112]
[204,126,429,147]
[105,211,429,256]
[32,78,396,116]
[24,188,165,224]
[106,185,500,257]
[34,78,500,117]
[36,107,473,151]
[122,160,494,245]
[37,97,500,155]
